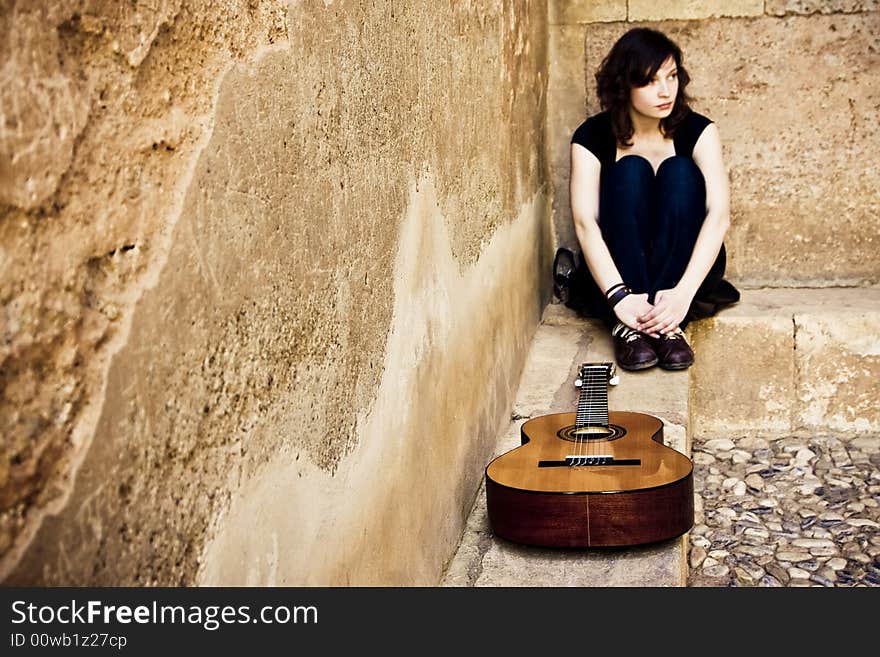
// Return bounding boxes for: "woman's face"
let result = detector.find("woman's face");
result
[629,56,678,121]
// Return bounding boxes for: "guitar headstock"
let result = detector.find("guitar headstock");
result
[575,362,619,387]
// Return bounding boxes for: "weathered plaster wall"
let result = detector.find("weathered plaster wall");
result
[548,0,880,287]
[0,0,550,585]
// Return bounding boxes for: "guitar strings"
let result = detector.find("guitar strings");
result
[577,364,587,462]
[576,364,584,462]
[575,363,610,464]
[576,364,592,462]
[572,365,592,467]
[590,364,602,461]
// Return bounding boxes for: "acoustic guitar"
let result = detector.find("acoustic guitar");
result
[485,362,694,547]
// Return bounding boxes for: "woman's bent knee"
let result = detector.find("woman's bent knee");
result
[656,155,703,184]
[610,154,655,181]
[604,155,655,203]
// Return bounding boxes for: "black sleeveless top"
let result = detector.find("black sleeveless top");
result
[564,109,740,324]
[571,109,713,172]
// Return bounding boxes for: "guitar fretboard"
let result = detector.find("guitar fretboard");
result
[575,366,610,428]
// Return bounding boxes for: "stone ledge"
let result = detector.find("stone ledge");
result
[442,302,689,587]
[690,286,880,441]
[443,286,880,587]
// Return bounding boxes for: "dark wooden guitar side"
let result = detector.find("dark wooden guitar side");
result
[485,362,694,547]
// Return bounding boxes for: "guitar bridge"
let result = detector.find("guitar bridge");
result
[537,455,642,467]
[566,455,612,466]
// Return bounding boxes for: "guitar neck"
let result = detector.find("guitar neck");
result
[574,363,614,428]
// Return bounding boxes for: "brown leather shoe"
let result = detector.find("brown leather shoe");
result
[650,331,695,370]
[613,328,658,371]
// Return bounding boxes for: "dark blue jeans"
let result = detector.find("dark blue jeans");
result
[596,154,725,330]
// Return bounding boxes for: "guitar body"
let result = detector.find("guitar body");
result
[485,410,694,548]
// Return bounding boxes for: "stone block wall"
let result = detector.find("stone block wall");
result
[0,1,550,585]
[549,0,879,287]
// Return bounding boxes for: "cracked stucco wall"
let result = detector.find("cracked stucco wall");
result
[0,0,550,585]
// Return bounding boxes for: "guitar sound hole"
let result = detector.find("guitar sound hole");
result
[557,424,626,442]
[572,426,613,438]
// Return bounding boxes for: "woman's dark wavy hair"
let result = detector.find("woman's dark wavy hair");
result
[595,27,692,147]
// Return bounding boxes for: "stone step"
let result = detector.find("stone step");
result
[689,286,880,442]
[441,285,879,587]
[441,302,691,587]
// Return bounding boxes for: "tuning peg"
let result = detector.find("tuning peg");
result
[608,363,618,386]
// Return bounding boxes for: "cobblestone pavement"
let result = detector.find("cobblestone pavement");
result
[687,434,880,587]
